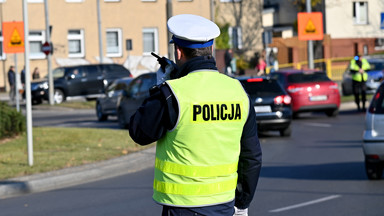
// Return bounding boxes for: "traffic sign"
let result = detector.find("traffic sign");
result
[298,12,324,41]
[381,12,384,30]
[42,42,52,55]
[2,21,25,53]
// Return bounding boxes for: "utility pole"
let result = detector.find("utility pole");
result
[306,0,314,69]
[166,0,173,60]
[97,0,103,63]
[44,0,54,105]
[23,0,34,166]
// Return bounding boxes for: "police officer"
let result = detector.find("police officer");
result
[129,14,262,216]
[350,55,371,111]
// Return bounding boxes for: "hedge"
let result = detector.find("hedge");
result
[0,102,26,139]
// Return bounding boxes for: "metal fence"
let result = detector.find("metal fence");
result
[267,57,352,81]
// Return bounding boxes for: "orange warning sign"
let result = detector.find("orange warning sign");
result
[2,21,25,53]
[298,12,324,41]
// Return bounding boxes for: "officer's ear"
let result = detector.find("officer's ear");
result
[175,45,183,61]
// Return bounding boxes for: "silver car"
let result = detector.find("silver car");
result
[363,81,384,179]
[341,56,384,96]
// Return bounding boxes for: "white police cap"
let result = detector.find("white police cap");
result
[167,14,220,48]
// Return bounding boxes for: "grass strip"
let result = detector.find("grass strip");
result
[0,127,152,180]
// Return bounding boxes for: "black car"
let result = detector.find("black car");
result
[31,64,132,104]
[96,77,134,121]
[237,76,293,137]
[117,72,157,129]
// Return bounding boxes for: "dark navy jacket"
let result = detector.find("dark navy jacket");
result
[129,56,262,216]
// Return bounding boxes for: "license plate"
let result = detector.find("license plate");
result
[254,106,272,113]
[310,95,327,101]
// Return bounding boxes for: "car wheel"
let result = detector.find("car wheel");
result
[118,109,128,129]
[365,160,383,180]
[279,126,291,137]
[54,89,65,104]
[325,109,339,117]
[96,102,108,121]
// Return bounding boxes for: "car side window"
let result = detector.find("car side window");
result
[129,78,142,96]
[370,85,384,114]
[139,76,155,94]
[53,68,65,78]
[67,67,84,79]
[85,66,100,78]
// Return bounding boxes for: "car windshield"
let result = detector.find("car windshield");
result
[369,61,384,71]
[288,72,330,83]
[240,79,285,97]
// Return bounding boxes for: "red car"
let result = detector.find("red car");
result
[270,69,340,117]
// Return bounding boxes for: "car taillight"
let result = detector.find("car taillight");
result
[274,95,291,105]
[247,78,263,82]
[287,85,303,93]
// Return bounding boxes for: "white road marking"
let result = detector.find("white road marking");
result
[269,195,341,213]
[303,122,332,127]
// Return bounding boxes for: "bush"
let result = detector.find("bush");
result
[0,102,26,139]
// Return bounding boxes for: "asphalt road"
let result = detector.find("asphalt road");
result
[1,110,384,215]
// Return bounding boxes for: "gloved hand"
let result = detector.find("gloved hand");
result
[156,58,177,84]
[234,207,248,216]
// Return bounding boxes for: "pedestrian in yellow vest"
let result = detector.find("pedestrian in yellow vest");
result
[350,55,371,111]
[129,14,262,216]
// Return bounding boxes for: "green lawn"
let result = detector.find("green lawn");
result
[0,127,153,180]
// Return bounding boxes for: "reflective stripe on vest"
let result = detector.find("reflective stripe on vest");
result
[153,70,249,207]
[155,158,238,177]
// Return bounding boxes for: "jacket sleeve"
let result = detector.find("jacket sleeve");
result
[235,97,262,209]
[128,84,177,145]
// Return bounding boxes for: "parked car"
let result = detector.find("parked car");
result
[341,56,384,96]
[117,72,157,129]
[237,76,292,137]
[363,82,384,180]
[270,69,340,118]
[31,64,132,104]
[96,77,134,121]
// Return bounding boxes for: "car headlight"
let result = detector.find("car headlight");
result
[38,82,49,90]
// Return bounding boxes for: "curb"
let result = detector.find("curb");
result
[0,147,155,199]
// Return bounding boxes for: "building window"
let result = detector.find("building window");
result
[229,26,243,49]
[141,0,156,2]
[68,29,85,58]
[0,0,6,3]
[28,0,43,3]
[105,0,120,2]
[106,28,122,57]
[66,0,84,2]
[353,2,368,24]
[142,28,158,55]
[29,31,45,59]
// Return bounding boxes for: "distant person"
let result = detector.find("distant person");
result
[32,67,40,80]
[256,51,266,76]
[350,55,371,111]
[7,66,16,102]
[20,66,26,99]
[224,48,233,75]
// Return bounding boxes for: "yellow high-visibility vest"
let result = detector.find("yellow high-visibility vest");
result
[350,58,370,82]
[153,71,249,207]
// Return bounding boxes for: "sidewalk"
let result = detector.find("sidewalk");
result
[0,92,357,199]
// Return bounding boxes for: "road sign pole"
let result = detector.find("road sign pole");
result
[44,0,54,105]
[14,54,20,112]
[306,0,314,69]
[23,0,33,166]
